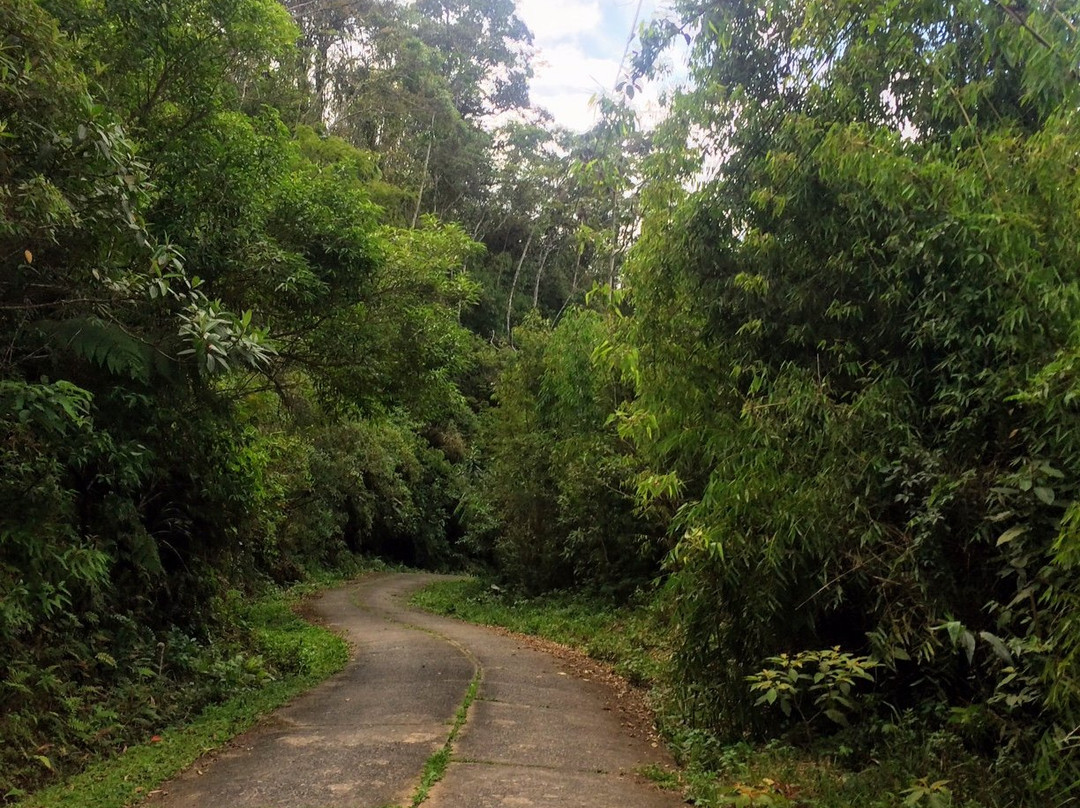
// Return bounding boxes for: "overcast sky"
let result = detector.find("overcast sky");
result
[515,0,676,131]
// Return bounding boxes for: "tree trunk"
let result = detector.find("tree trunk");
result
[608,188,619,290]
[506,230,533,343]
[531,245,553,309]
[554,249,583,325]
[411,115,436,228]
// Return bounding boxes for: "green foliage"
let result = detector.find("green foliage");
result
[597,1,1080,798]
[902,778,954,808]
[280,414,464,568]
[747,649,878,729]
[438,0,1080,802]
[15,0,1080,800]
[12,582,348,808]
[0,378,108,651]
[465,308,662,595]
[0,0,490,799]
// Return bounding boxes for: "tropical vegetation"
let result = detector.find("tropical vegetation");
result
[3,0,1079,805]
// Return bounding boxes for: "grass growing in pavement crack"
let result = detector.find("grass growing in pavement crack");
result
[407,671,481,807]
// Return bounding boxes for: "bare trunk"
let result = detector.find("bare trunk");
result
[411,115,435,229]
[470,213,488,242]
[553,249,583,325]
[531,245,553,309]
[506,231,533,343]
[608,188,619,290]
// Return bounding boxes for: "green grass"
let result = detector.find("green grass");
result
[406,674,479,808]
[15,582,351,808]
[637,733,1028,808]
[409,578,668,686]
[407,670,481,807]
[411,578,1027,808]
[639,762,682,791]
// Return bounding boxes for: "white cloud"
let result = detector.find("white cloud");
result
[510,0,684,132]
[518,0,602,42]
[530,42,617,130]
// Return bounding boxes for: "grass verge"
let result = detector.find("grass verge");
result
[15,580,351,808]
[411,578,1027,808]
[409,577,667,686]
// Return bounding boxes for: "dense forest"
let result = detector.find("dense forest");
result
[2,0,1079,804]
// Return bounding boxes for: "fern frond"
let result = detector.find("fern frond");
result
[36,318,153,383]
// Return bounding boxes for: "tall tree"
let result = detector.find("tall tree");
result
[411,0,533,118]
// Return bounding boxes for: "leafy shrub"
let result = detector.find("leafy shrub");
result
[470,309,663,595]
[747,649,878,730]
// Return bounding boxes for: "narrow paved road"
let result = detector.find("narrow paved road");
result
[148,573,682,808]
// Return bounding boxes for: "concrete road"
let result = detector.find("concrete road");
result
[146,573,682,808]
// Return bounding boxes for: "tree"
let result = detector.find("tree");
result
[282,0,534,228]
[466,307,661,594]
[618,0,1080,796]
[411,0,533,119]
[1,0,492,794]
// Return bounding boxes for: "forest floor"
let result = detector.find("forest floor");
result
[142,572,682,808]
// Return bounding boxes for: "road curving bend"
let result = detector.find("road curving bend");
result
[146,572,683,808]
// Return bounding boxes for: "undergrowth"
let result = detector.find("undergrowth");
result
[10,570,359,808]
[412,578,1033,808]
[409,576,668,686]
